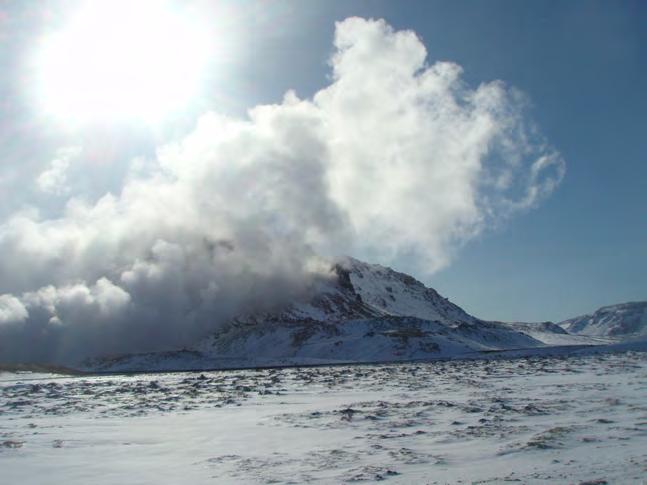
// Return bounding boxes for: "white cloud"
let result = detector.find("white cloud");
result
[0,18,564,363]
[36,146,82,195]
[0,294,28,324]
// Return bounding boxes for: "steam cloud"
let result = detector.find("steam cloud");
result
[0,18,564,364]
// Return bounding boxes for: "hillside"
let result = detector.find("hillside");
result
[503,321,612,346]
[560,301,647,338]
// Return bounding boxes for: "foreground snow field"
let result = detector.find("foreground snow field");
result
[2,351,647,484]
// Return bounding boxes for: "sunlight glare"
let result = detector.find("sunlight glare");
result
[35,0,212,125]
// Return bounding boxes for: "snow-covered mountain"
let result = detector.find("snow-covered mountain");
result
[560,301,647,338]
[84,257,545,372]
[503,321,612,346]
[198,257,479,328]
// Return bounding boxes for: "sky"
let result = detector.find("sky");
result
[0,0,645,362]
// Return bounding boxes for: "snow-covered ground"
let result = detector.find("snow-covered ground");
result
[503,321,616,347]
[87,317,542,373]
[2,350,647,484]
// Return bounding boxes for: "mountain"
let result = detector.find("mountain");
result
[84,257,546,372]
[560,301,647,338]
[503,321,612,346]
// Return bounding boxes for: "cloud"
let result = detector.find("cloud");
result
[36,146,82,195]
[0,294,28,324]
[316,18,565,269]
[0,18,564,364]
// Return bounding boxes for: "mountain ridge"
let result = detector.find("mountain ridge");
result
[560,301,647,337]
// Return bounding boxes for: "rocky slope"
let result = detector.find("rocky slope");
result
[560,301,647,338]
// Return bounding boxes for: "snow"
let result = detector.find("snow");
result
[561,301,647,338]
[85,317,546,373]
[3,349,647,484]
[503,322,616,346]
[342,257,476,324]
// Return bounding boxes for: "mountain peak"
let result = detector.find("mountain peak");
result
[336,256,476,324]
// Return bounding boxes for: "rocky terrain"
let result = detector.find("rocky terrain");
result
[3,350,647,484]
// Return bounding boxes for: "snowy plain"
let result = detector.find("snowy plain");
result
[2,350,647,484]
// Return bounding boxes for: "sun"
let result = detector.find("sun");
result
[34,1,212,125]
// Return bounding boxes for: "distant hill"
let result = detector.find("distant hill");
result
[560,301,647,338]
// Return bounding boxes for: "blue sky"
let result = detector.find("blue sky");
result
[0,0,645,328]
